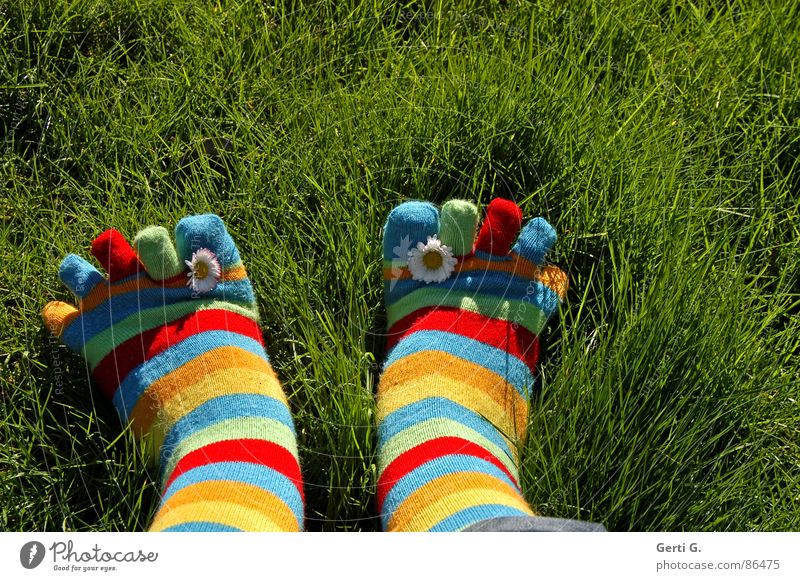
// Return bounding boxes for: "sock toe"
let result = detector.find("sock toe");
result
[382,201,440,262]
[58,254,105,298]
[439,200,479,256]
[134,226,184,280]
[175,214,242,269]
[474,198,523,256]
[42,300,80,337]
[512,216,557,265]
[91,229,144,282]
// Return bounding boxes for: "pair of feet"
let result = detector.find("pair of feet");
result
[43,198,566,532]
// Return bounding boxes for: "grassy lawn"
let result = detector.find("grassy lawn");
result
[1,0,798,531]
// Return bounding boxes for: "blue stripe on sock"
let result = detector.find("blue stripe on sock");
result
[428,504,532,532]
[159,394,295,467]
[378,397,514,458]
[160,522,242,532]
[385,271,540,305]
[112,331,268,419]
[384,332,535,399]
[381,456,521,519]
[63,279,255,346]
[162,462,304,525]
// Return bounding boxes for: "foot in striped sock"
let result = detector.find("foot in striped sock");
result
[377,198,567,532]
[43,215,304,532]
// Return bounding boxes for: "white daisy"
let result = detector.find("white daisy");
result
[407,235,457,284]
[185,248,221,294]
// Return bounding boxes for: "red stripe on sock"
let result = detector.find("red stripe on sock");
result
[92,309,264,399]
[163,438,304,502]
[386,307,539,372]
[377,436,519,510]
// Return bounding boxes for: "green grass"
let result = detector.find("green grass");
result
[1,0,798,531]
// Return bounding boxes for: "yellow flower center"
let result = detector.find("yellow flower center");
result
[422,250,443,270]
[194,261,209,279]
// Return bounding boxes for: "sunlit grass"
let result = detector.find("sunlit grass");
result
[1,0,798,531]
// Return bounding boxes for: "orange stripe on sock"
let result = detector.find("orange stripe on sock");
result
[149,502,285,531]
[149,480,299,532]
[160,368,284,430]
[80,264,249,312]
[388,472,533,531]
[129,346,280,434]
[378,350,529,441]
[383,257,566,298]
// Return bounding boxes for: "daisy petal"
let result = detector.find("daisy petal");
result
[407,235,456,284]
[186,248,222,294]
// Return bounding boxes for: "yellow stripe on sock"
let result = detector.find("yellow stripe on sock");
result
[379,349,528,427]
[388,472,534,531]
[378,353,529,442]
[161,369,283,428]
[150,502,287,532]
[378,375,526,444]
[149,481,299,532]
[131,351,284,434]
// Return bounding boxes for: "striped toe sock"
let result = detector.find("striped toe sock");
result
[377,198,567,532]
[43,215,303,532]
